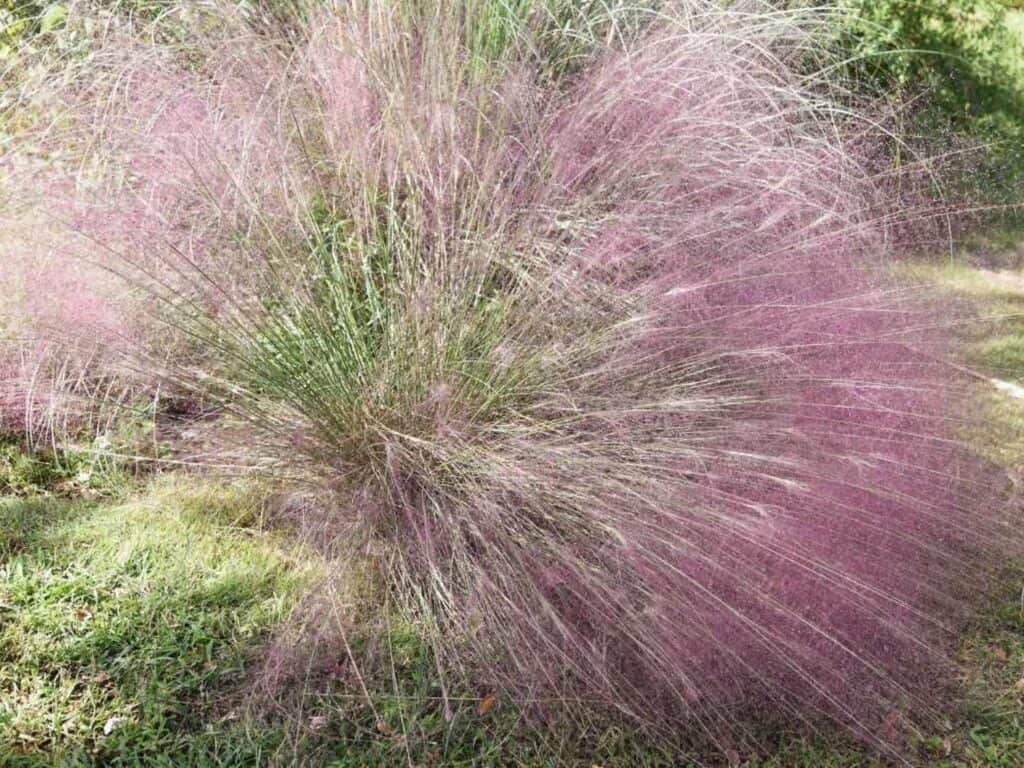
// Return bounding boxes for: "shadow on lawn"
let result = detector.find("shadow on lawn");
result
[0,496,89,559]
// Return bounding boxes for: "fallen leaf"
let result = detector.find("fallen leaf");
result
[477,692,497,716]
[881,709,902,743]
[103,716,126,736]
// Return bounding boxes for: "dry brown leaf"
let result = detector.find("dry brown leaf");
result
[477,692,497,716]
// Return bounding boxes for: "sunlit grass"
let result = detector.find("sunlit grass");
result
[901,258,1024,381]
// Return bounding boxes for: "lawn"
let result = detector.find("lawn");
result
[0,481,320,766]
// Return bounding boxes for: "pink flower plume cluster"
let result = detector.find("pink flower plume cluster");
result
[0,215,133,437]
[1,21,297,437]
[325,9,1007,750]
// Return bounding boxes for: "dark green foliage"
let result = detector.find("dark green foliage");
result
[0,441,96,497]
[0,442,66,495]
[833,0,1024,222]
[838,1,1023,112]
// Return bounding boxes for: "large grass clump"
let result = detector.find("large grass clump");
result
[0,0,1019,759]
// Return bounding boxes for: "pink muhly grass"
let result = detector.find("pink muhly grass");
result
[0,9,303,439]
[0,207,142,440]
[2,0,1017,759]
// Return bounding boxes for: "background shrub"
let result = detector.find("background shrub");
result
[831,0,1024,224]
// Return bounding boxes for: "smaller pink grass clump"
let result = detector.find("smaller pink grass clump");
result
[62,52,301,295]
[0,215,138,438]
[0,11,304,438]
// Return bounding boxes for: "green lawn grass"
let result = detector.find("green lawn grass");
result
[0,480,320,766]
[2,263,1024,766]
